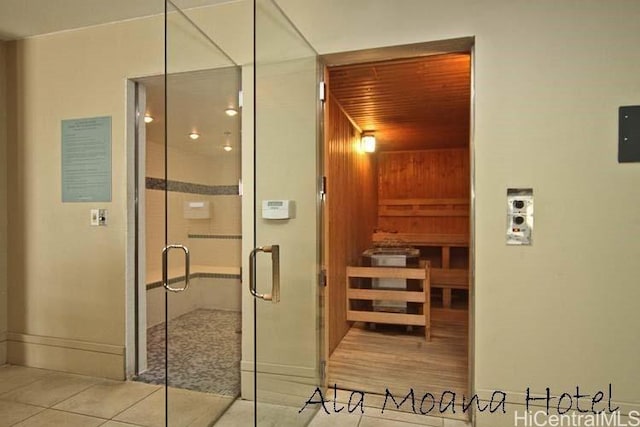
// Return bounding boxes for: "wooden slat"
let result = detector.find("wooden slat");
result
[328,320,469,418]
[431,268,468,288]
[328,53,471,151]
[347,266,426,280]
[380,198,468,206]
[347,310,426,326]
[325,92,378,355]
[347,288,425,303]
[372,232,469,246]
[432,308,469,323]
[379,207,469,217]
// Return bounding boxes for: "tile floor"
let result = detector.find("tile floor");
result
[136,309,241,396]
[0,365,471,426]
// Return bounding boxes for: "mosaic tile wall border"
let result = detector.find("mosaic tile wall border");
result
[146,177,239,196]
[188,234,242,240]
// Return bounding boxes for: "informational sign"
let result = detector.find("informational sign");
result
[61,116,112,202]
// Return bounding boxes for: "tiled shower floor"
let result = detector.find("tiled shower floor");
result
[135,309,241,396]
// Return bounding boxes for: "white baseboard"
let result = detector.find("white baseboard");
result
[7,332,125,380]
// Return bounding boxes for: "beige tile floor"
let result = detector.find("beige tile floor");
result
[0,365,471,426]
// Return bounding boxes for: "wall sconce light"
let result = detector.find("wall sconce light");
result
[224,108,238,117]
[361,133,376,153]
[144,114,154,123]
[189,132,200,140]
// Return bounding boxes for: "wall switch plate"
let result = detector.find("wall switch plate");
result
[619,105,640,163]
[91,209,107,226]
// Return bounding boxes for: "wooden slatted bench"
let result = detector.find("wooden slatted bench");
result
[372,232,469,310]
[346,261,431,340]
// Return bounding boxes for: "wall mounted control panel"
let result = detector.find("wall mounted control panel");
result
[506,188,533,245]
[262,200,295,220]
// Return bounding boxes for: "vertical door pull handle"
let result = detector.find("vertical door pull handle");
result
[162,244,190,292]
[249,245,280,303]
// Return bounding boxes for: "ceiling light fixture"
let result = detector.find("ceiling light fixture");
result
[224,108,238,117]
[144,114,154,123]
[189,132,200,140]
[361,132,376,153]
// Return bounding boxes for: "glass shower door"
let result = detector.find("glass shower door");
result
[162,1,241,425]
[250,0,323,425]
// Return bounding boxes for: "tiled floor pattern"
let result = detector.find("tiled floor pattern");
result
[0,365,471,426]
[0,365,233,427]
[135,309,241,396]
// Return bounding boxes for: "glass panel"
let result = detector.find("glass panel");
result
[163,1,241,424]
[253,0,321,424]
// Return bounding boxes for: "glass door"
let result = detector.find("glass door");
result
[161,1,241,425]
[250,0,322,425]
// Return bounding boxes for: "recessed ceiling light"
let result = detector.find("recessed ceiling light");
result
[144,114,154,123]
[224,108,238,117]
[223,131,232,151]
[189,132,200,140]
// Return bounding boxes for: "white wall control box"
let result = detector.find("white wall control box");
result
[184,201,210,219]
[262,200,295,220]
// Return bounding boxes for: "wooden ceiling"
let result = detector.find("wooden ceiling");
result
[328,53,471,152]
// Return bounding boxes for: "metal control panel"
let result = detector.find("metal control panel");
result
[506,189,533,245]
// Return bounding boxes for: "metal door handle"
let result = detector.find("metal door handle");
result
[249,245,280,303]
[162,244,190,292]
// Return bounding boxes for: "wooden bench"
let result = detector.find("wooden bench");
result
[372,232,469,310]
[346,261,431,340]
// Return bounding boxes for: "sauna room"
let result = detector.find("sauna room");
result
[324,52,471,405]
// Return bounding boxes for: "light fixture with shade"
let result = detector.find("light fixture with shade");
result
[223,131,232,152]
[189,132,200,140]
[143,114,154,123]
[224,108,238,117]
[361,132,376,153]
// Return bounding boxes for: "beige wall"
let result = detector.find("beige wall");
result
[0,41,8,365]
[277,0,640,419]
[4,0,640,422]
[5,3,248,379]
[145,140,241,275]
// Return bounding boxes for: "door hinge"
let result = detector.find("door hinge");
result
[319,81,326,102]
[319,269,327,287]
[319,176,327,198]
[320,360,327,382]
[238,90,243,108]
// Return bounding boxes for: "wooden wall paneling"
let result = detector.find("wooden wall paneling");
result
[377,149,470,235]
[328,53,471,151]
[325,94,378,355]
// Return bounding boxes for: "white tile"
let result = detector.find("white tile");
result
[1,372,100,407]
[0,400,45,427]
[360,416,423,426]
[53,380,160,419]
[443,418,471,427]
[100,422,143,427]
[363,408,444,426]
[0,365,51,394]
[214,399,317,427]
[114,387,233,427]
[308,408,361,427]
[12,409,105,427]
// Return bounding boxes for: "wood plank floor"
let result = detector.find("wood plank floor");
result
[328,318,468,402]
